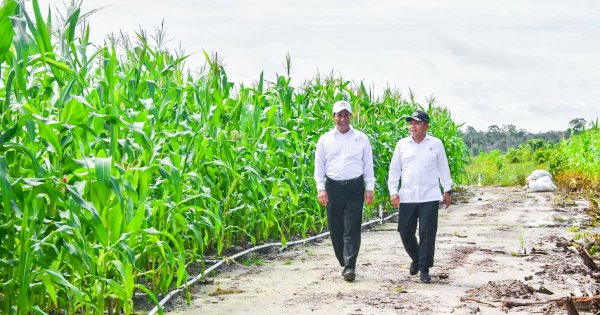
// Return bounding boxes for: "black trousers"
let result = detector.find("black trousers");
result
[397,201,439,271]
[325,176,364,269]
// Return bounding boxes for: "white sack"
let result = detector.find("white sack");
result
[526,170,552,182]
[536,176,553,183]
[528,178,557,192]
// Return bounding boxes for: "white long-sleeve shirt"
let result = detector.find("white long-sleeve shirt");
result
[387,134,452,202]
[314,126,375,191]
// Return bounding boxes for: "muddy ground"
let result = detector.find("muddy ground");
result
[165,186,598,314]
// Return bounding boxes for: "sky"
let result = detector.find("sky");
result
[37,0,600,132]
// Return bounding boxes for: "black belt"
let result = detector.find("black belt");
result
[326,176,363,185]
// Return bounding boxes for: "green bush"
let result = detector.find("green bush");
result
[467,141,552,186]
[467,126,600,191]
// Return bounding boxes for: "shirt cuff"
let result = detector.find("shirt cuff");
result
[316,182,325,191]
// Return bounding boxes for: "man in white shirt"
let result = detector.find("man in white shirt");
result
[314,100,375,282]
[387,110,452,283]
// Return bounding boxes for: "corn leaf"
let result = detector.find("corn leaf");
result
[0,0,17,64]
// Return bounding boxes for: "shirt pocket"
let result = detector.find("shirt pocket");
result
[347,144,363,160]
[326,144,342,160]
[423,150,438,168]
[401,151,417,167]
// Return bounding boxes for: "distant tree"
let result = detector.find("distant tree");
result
[463,126,479,154]
[502,124,517,152]
[462,124,566,156]
[539,130,566,142]
[485,125,504,151]
[488,125,501,134]
[569,118,587,135]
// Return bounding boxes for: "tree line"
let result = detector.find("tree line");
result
[461,118,588,155]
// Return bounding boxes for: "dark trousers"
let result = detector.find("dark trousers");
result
[397,201,439,271]
[325,176,364,269]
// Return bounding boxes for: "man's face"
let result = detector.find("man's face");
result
[334,110,351,133]
[409,120,429,139]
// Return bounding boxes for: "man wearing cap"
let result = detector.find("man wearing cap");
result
[314,100,375,282]
[387,110,452,283]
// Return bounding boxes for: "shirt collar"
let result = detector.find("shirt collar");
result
[333,125,355,135]
[408,133,431,143]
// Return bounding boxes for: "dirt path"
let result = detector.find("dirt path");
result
[166,186,596,314]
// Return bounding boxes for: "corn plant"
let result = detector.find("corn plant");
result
[0,1,470,313]
[552,121,600,210]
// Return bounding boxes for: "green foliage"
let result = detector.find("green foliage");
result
[569,117,587,135]
[466,139,555,187]
[466,123,600,214]
[241,255,264,267]
[0,2,469,313]
[552,124,600,212]
[553,126,600,179]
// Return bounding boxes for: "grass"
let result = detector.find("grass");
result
[467,125,599,193]
[242,256,265,267]
[466,150,543,186]
[305,250,317,257]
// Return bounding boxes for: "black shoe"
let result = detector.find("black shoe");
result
[420,270,431,283]
[342,267,356,282]
[409,261,419,276]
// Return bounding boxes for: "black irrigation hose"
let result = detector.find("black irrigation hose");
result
[148,208,398,315]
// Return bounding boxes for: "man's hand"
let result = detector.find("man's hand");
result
[318,190,328,207]
[442,191,452,209]
[390,194,400,208]
[365,190,374,205]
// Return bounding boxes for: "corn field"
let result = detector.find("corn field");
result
[0,1,469,313]
[553,121,600,209]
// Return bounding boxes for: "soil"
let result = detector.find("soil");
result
[164,186,599,314]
